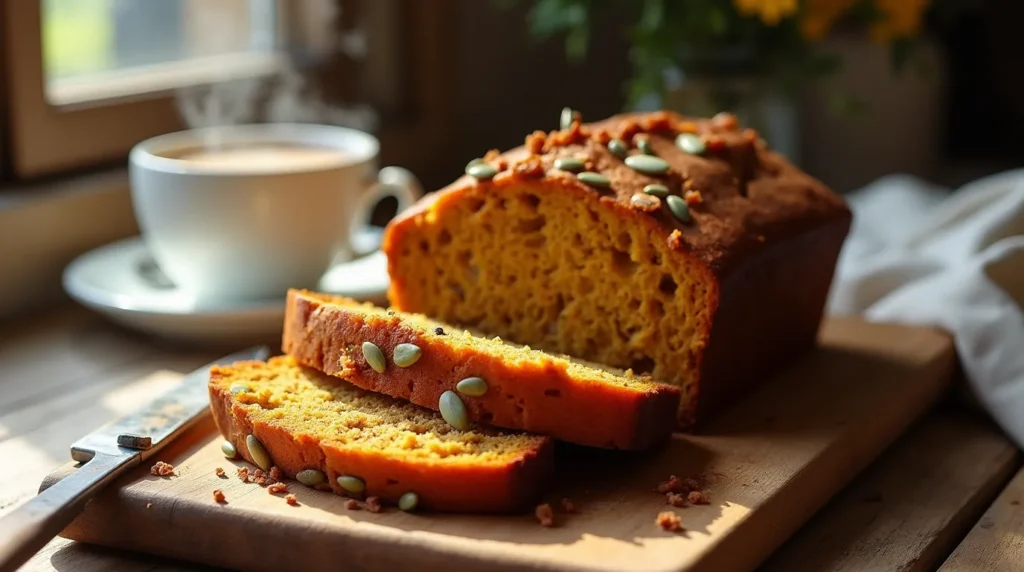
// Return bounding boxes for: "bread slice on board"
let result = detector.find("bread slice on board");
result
[209,356,554,513]
[282,289,680,450]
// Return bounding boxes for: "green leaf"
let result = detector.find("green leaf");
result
[807,53,842,79]
[890,38,916,74]
[565,25,590,61]
[638,0,664,32]
[828,93,868,117]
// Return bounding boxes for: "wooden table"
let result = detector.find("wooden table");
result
[2,306,1022,571]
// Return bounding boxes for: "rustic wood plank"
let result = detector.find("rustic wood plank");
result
[939,466,1024,571]
[0,307,216,518]
[50,317,955,572]
[761,409,1020,572]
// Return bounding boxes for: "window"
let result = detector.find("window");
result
[4,0,291,178]
[3,0,456,182]
[42,0,285,107]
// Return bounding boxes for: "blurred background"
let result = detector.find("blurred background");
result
[0,0,1019,317]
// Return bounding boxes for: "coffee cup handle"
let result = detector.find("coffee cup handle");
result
[349,166,422,257]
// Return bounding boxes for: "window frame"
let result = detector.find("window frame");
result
[2,0,456,182]
[1,0,291,179]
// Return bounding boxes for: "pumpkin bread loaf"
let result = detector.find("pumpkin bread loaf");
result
[283,289,680,450]
[383,110,852,427]
[209,356,553,513]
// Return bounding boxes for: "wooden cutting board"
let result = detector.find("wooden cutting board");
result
[46,317,955,572]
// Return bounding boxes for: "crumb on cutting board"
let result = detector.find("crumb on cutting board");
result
[285,494,298,506]
[268,482,288,495]
[655,475,682,494]
[656,511,682,532]
[215,467,226,478]
[535,503,555,527]
[688,491,710,505]
[251,468,269,486]
[237,467,249,482]
[666,492,686,507]
[345,499,361,510]
[269,466,282,482]
[365,496,382,513]
[213,489,226,504]
[150,461,174,477]
[560,498,575,513]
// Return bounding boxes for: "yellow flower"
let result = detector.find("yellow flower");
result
[871,0,931,43]
[800,0,858,41]
[734,0,798,26]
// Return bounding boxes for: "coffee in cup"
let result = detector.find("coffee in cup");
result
[129,123,419,303]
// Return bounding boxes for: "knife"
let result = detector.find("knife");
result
[0,345,271,572]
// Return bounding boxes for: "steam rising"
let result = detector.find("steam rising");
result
[174,0,378,139]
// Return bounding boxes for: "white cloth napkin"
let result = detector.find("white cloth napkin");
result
[827,170,1024,448]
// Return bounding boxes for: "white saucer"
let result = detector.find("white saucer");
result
[63,235,389,346]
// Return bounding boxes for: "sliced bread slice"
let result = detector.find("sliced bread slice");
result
[209,356,553,513]
[282,289,680,450]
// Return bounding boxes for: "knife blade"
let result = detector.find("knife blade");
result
[0,345,271,572]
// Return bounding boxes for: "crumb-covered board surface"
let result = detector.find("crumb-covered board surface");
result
[46,317,954,572]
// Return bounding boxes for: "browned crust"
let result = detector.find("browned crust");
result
[208,359,555,514]
[282,290,680,450]
[383,111,851,283]
[692,217,852,425]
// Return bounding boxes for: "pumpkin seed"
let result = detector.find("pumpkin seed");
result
[553,157,584,173]
[245,434,271,470]
[576,172,610,189]
[229,382,250,395]
[607,138,628,158]
[666,195,691,223]
[637,138,654,155]
[643,184,669,198]
[676,133,706,155]
[560,107,575,130]
[220,441,237,459]
[465,158,485,170]
[295,469,326,487]
[398,491,419,512]
[625,154,670,175]
[466,163,498,180]
[337,475,365,494]
[393,343,422,368]
[362,342,386,373]
[456,377,488,397]
[439,390,469,430]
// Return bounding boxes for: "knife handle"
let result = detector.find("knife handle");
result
[0,454,133,572]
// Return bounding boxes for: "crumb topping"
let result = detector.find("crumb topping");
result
[560,498,575,513]
[535,503,555,527]
[268,482,288,494]
[150,461,174,477]
[656,511,683,532]
[365,496,382,513]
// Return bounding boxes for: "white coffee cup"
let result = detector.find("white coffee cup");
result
[129,123,419,302]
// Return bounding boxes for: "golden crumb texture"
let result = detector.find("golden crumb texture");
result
[208,356,554,513]
[283,289,680,450]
